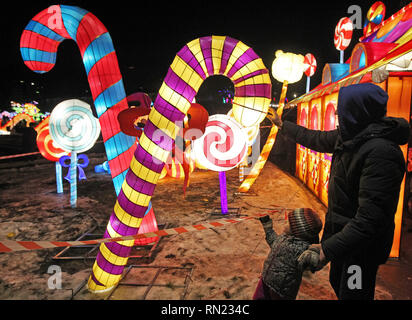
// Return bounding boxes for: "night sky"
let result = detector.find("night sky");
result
[0,0,405,113]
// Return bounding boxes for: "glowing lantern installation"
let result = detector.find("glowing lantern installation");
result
[0,113,35,133]
[20,5,136,196]
[303,53,317,93]
[88,35,270,292]
[334,17,353,63]
[319,95,338,205]
[193,114,248,213]
[239,50,304,193]
[296,103,309,183]
[307,99,321,196]
[35,116,70,193]
[363,1,386,37]
[20,5,160,254]
[49,99,101,208]
[227,109,259,183]
[21,4,271,291]
[179,103,209,195]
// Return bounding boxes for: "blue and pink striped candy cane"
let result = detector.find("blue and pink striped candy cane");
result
[20,4,157,248]
[20,5,135,195]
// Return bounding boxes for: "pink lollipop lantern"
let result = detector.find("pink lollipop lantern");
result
[334,17,353,63]
[303,53,317,93]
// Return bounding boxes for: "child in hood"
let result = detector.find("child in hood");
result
[253,208,323,300]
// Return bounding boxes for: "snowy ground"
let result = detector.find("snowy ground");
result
[0,152,405,300]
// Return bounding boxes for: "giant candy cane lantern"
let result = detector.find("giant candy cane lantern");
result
[20,4,158,254]
[21,7,272,292]
[20,5,136,195]
[88,35,271,292]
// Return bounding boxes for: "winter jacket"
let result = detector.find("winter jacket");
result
[281,83,409,264]
[261,223,310,299]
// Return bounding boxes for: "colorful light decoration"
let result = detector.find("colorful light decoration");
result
[88,35,271,292]
[20,5,160,261]
[20,5,136,196]
[334,17,353,63]
[49,99,101,208]
[303,53,317,93]
[0,113,35,133]
[363,1,386,38]
[21,5,272,292]
[239,50,305,192]
[360,2,411,44]
[35,116,70,194]
[192,114,248,172]
[10,101,47,122]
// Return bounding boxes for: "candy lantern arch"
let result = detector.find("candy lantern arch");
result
[86,35,272,292]
[20,4,162,258]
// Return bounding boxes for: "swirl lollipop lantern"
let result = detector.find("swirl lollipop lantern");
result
[49,99,101,208]
[21,5,272,293]
[363,1,386,37]
[49,99,100,153]
[86,35,271,292]
[193,114,248,215]
[192,114,248,172]
[239,50,303,193]
[334,17,353,63]
[303,53,317,93]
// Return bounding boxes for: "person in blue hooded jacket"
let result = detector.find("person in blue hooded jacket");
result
[268,83,410,300]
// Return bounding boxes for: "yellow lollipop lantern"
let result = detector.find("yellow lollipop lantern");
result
[239,50,305,192]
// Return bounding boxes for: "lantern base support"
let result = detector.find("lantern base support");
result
[233,191,258,197]
[71,265,195,300]
[210,207,242,217]
[52,224,167,261]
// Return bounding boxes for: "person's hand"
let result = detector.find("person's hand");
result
[267,108,283,129]
[257,215,272,229]
[372,67,389,83]
[297,244,327,273]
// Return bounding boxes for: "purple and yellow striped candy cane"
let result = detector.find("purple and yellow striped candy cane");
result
[88,35,272,292]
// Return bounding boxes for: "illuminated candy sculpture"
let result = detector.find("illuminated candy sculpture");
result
[239,50,304,193]
[87,36,271,292]
[35,116,70,193]
[49,99,101,208]
[21,5,272,292]
[334,17,353,63]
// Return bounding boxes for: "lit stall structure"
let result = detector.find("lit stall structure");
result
[290,2,412,258]
[296,102,308,183]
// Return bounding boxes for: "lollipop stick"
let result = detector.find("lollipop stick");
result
[340,50,344,64]
[55,161,63,194]
[70,151,77,208]
[219,171,229,214]
[306,76,311,93]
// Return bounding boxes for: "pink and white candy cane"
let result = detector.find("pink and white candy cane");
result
[303,53,317,93]
[334,17,353,63]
